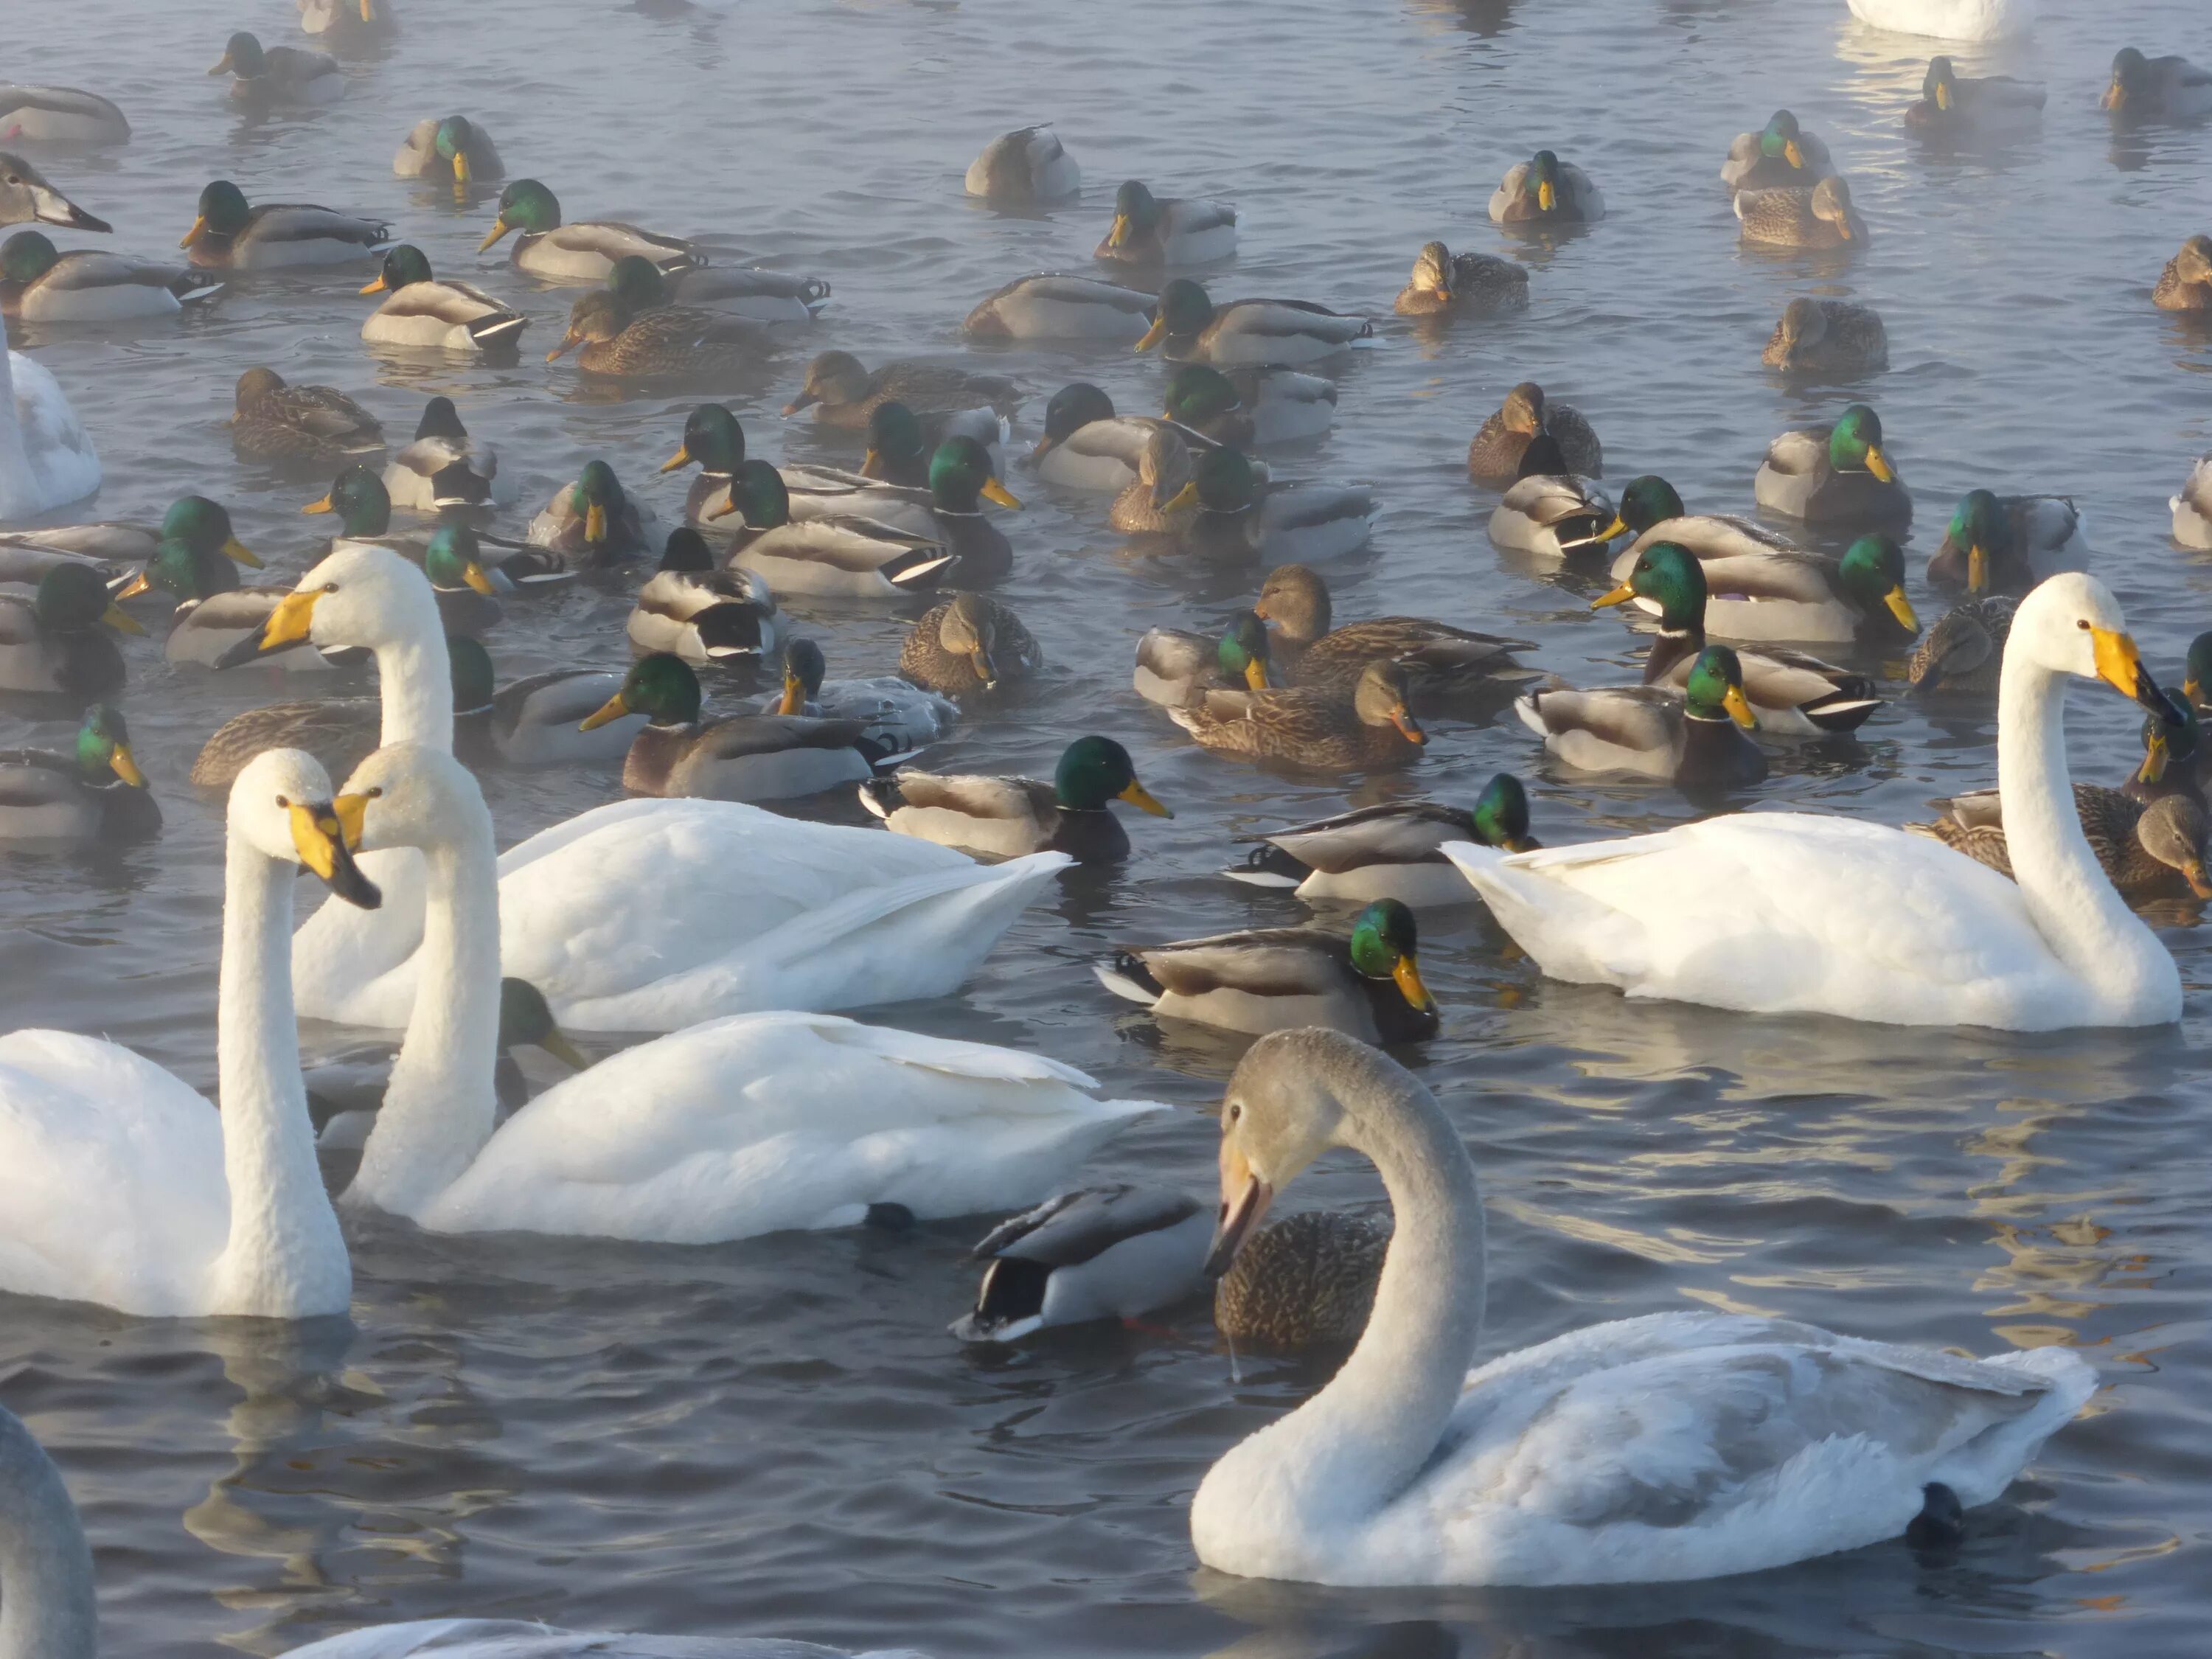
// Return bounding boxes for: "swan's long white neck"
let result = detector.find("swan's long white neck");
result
[0,1408,96,1659]
[373,609,453,751]
[1196,1064,1486,1554]
[1995,639,2172,1007]
[347,797,500,1220]
[208,831,352,1316]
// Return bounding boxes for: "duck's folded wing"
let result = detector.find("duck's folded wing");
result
[1761,425,1828,476]
[1253,803,1475,871]
[972,1183,1202,1265]
[1518,684,1680,748]
[1133,931,1345,996]
[889,771,1051,821]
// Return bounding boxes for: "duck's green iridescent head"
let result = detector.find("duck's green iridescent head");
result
[1835,535,1916,634]
[0,231,59,284]
[209,33,266,77]
[582,652,700,731]
[710,459,792,530]
[446,633,496,716]
[607,254,669,313]
[1194,446,1259,514]
[2107,47,2152,110]
[187,179,251,246]
[127,536,240,603]
[867,401,927,473]
[1604,474,1686,541]
[161,495,260,567]
[1947,489,2007,595]
[1137,279,1214,352]
[424,524,498,595]
[1472,772,1538,852]
[1163,364,1241,428]
[481,178,560,251]
[1526,150,1563,212]
[34,563,142,638]
[1107,180,1164,248]
[1347,899,1433,1013]
[779,636,827,711]
[362,243,434,296]
[496,978,587,1068]
[2137,692,2201,785]
[1759,109,1807,167]
[1828,405,1893,481]
[1684,644,1756,727]
[571,460,625,545]
[75,703,145,788]
[664,404,742,477]
[2185,631,2212,709]
[433,116,480,186]
[1037,383,1113,455]
[1596,539,1705,629]
[1924,56,1958,111]
[1217,610,1271,690]
[1054,734,1171,817]
[303,465,391,538]
[930,436,1020,513]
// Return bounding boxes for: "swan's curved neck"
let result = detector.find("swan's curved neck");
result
[348,804,500,1220]
[0,1409,96,1659]
[375,622,453,751]
[1997,647,2170,997]
[209,834,350,1316]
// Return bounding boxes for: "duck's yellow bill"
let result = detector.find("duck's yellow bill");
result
[205,58,231,77]
[114,571,154,601]
[1597,514,1629,540]
[546,331,579,363]
[1161,479,1198,512]
[981,477,1023,509]
[1966,543,1988,594]
[1591,581,1636,609]
[1864,445,1893,484]
[179,214,206,247]
[2186,858,2212,900]
[1537,179,1556,212]
[578,691,631,731]
[658,445,692,473]
[261,587,321,649]
[100,602,144,636]
[1242,655,1270,691]
[223,535,262,568]
[1393,955,1436,1014]
[1884,585,1919,631]
[1391,706,1427,745]
[2139,731,2170,784]
[360,0,375,18]
[777,673,806,715]
[1834,219,1851,240]
[860,448,883,476]
[108,744,145,788]
[706,490,741,521]
[302,493,335,515]
[1784,139,1804,169]
[1935,82,1952,111]
[1118,779,1172,818]
[585,501,608,543]
[359,274,389,295]
[478,218,512,252]
[452,152,470,186]
[1133,315,1168,352]
[1723,685,1758,729]
[462,560,498,597]
[1433,286,1453,305]
[2104,83,2126,111]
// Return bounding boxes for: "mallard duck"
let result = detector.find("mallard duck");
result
[660,402,752,522]
[479,178,698,282]
[1736,175,1865,248]
[1171,658,1425,771]
[902,436,1020,582]
[1031,383,1211,492]
[230,366,383,467]
[861,734,1170,862]
[1488,150,1605,224]
[1720,111,1835,192]
[1905,57,2045,133]
[964,273,1157,342]
[392,114,502,192]
[1255,563,1535,700]
[383,396,505,510]
[965,125,1081,202]
[2125,695,2202,807]
[206,32,340,102]
[1481,435,1607,560]
[13,498,251,602]
[1161,363,1337,447]
[1599,541,1881,734]
[1096,897,1437,1043]
[443,635,643,768]
[1228,773,1538,906]
[626,526,782,664]
[420,524,502,638]
[603,250,827,327]
[710,461,954,598]
[0,231,221,320]
[119,537,338,670]
[0,563,138,693]
[2153,236,2212,313]
[358,243,525,352]
[1095,179,1237,266]
[299,0,394,39]
[857,400,1009,490]
[1172,447,1376,566]
[1762,296,1888,372]
[0,86,131,145]
[0,703,157,842]
[524,459,661,569]
[180,180,385,269]
[1517,644,1766,788]
[300,463,431,565]
[1465,381,1601,484]
[1393,240,1529,317]
[1110,425,1202,533]
[1913,788,2211,902]
[1908,596,2017,693]
[901,592,1040,697]
[1753,404,1910,529]
[580,652,904,803]
[1215,1207,1391,1349]
[1927,489,2087,595]
[765,636,957,751]
[0,153,111,232]
[783,349,1020,428]
[2103,48,2212,119]
[545,288,768,378]
[1137,278,1373,366]
[1133,610,1271,706]
[952,1185,1211,1342]
[2173,453,2212,547]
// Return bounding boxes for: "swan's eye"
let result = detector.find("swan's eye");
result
[366,787,383,799]
[1227,1102,1242,1124]
[2077,619,2090,631]
[274,794,290,807]
[323,582,340,594]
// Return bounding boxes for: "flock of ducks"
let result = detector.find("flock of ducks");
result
[0,1,2208,1650]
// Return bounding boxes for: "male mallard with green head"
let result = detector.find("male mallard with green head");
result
[393,115,504,194]
[1227,773,1538,908]
[1753,403,1910,529]
[1720,111,1834,192]
[626,526,782,665]
[524,459,662,569]
[1489,150,1604,224]
[1094,179,1237,266]
[861,735,1171,863]
[1927,489,2087,595]
[206,31,339,102]
[1133,611,1271,706]
[1516,644,1767,790]
[359,243,526,353]
[479,178,698,282]
[0,230,222,321]
[1137,278,1372,366]
[1905,57,2045,134]
[0,563,140,694]
[0,703,158,842]
[180,178,386,268]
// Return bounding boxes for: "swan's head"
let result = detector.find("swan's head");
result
[2014,573,2183,722]
[335,743,491,857]
[0,155,113,234]
[229,748,380,909]
[218,543,439,667]
[1205,1028,1428,1276]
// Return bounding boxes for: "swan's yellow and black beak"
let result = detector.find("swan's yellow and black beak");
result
[1203,1140,1273,1279]
[1864,445,1894,484]
[291,800,381,910]
[1591,580,1636,610]
[1885,586,1919,631]
[578,690,632,732]
[1724,684,1759,729]
[981,477,1023,510]
[2092,627,2149,703]
[1118,778,1172,818]
[262,588,323,654]
[108,743,145,788]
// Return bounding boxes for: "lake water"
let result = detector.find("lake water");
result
[7,0,2212,1653]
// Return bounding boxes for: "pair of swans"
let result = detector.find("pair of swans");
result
[232,545,1065,1029]
[1447,575,2185,1032]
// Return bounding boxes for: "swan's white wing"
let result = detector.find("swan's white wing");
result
[0,1031,226,1315]
[4,351,100,519]
[416,1012,1166,1242]
[288,1617,926,1658]
[1444,812,2084,1027]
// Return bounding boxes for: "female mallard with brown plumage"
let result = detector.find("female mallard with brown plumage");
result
[1466,382,1601,484]
[1736,175,1866,248]
[1907,596,2016,694]
[783,349,1019,429]
[860,735,1171,863]
[231,367,383,467]
[1913,789,2211,902]
[1254,564,1534,700]
[1762,298,1888,373]
[900,593,1042,697]
[1110,427,1201,534]
[625,527,783,665]
[546,288,770,379]
[1226,773,1537,908]
[1170,659,1427,771]
[1094,898,1438,1043]
[1394,240,1528,317]
[2154,237,2212,313]
[1216,1208,1391,1350]
[1753,404,1910,529]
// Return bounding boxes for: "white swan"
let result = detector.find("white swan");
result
[222,546,1068,1030]
[1444,574,2183,1032]
[0,1399,927,1659]
[330,742,1164,1236]
[1194,1029,2096,1586]
[0,345,99,521]
[0,751,371,1318]
[1846,0,2034,42]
